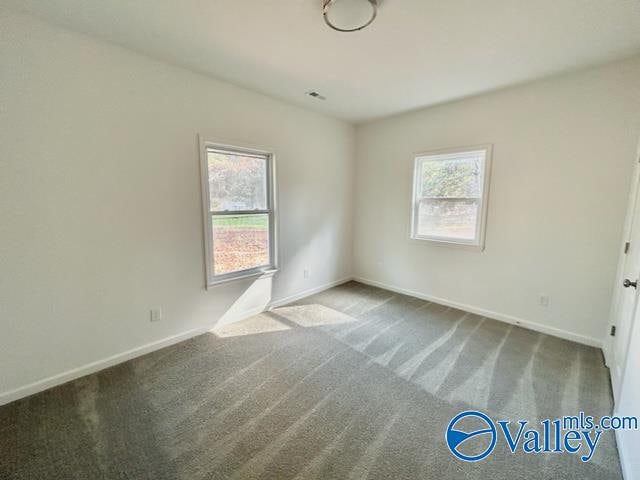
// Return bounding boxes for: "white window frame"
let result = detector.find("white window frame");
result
[410,144,492,251]
[199,137,278,287]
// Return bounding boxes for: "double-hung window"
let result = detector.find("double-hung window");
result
[411,145,492,249]
[200,140,277,286]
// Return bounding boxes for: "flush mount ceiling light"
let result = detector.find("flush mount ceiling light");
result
[323,0,378,32]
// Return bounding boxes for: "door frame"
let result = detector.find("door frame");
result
[605,140,640,400]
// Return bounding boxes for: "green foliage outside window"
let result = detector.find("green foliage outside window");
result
[421,158,480,198]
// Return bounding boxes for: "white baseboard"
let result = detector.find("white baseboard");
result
[0,276,352,407]
[0,326,209,407]
[354,276,603,348]
[2,275,600,406]
[269,276,353,309]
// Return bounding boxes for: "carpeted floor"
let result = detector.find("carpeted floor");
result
[0,281,621,479]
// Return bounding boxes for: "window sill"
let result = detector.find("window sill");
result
[410,236,485,252]
[206,268,278,289]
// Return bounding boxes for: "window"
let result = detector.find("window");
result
[200,140,277,286]
[411,145,492,249]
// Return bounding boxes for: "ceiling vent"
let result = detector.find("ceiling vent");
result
[306,91,327,100]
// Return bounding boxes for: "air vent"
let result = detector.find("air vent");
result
[306,91,326,100]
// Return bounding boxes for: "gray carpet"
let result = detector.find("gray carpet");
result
[0,281,621,479]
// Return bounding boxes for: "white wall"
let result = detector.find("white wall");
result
[354,57,640,345]
[0,11,354,400]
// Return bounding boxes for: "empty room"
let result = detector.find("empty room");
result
[2,1,640,479]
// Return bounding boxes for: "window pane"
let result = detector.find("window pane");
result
[420,154,483,198]
[417,198,478,240]
[208,150,267,211]
[212,214,270,275]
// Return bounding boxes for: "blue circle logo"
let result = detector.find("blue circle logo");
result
[446,411,497,462]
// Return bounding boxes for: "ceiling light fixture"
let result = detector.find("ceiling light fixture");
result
[323,0,378,33]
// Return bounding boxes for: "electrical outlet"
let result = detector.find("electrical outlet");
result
[150,307,162,322]
[539,295,549,307]
[303,269,310,279]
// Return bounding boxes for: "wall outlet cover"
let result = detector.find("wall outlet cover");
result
[150,307,162,322]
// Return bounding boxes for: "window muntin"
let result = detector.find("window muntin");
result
[201,142,276,285]
[411,146,491,248]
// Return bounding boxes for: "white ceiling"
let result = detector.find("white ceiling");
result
[5,0,640,123]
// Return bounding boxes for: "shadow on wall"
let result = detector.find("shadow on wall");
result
[205,209,343,332]
[213,275,276,328]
